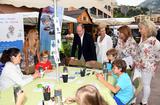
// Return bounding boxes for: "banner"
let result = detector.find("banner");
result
[0,14,24,53]
[39,6,63,64]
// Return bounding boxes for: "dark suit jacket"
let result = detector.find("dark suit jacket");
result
[71,32,97,61]
[156,29,160,42]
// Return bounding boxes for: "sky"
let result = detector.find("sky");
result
[116,0,146,6]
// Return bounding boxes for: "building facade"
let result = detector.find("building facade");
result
[57,0,115,18]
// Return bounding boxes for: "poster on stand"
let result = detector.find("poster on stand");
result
[39,6,63,64]
[0,14,24,53]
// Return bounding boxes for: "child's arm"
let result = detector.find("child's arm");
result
[48,61,52,70]
[97,74,120,93]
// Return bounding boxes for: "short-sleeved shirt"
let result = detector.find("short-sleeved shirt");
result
[35,60,52,71]
[115,73,134,104]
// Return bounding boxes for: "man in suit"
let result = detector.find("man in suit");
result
[71,24,97,62]
[156,29,160,42]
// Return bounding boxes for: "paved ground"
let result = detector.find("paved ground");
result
[136,63,160,105]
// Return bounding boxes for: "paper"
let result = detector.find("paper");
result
[45,72,60,80]
[38,100,54,105]
[123,56,133,69]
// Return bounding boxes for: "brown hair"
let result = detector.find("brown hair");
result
[112,59,127,72]
[76,84,108,105]
[106,48,118,58]
[40,50,49,57]
[118,25,132,42]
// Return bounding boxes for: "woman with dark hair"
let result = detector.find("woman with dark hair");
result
[116,25,139,69]
[116,25,138,60]
[0,48,40,90]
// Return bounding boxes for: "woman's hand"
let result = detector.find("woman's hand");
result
[16,91,25,105]
[32,71,40,79]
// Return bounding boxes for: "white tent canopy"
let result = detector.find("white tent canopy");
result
[16,12,77,25]
[63,15,77,23]
[0,0,53,8]
[93,18,135,26]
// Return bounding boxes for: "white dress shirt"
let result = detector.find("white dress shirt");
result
[80,33,84,46]
[96,34,113,63]
[0,62,33,90]
[80,34,84,60]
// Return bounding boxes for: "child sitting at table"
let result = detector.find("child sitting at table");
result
[97,59,134,105]
[106,48,118,63]
[65,84,108,105]
[106,48,118,78]
[35,50,53,72]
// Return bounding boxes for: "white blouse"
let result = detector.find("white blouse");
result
[0,62,33,90]
[96,34,113,63]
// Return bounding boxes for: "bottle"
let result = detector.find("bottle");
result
[39,66,44,78]
[106,60,113,80]
[13,84,21,103]
[54,89,63,105]
[63,66,68,73]
[102,62,107,80]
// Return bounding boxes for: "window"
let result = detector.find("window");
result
[104,13,108,18]
[108,6,111,11]
[158,17,160,22]
[90,7,96,15]
[104,5,108,9]
[83,17,87,21]
[98,10,103,16]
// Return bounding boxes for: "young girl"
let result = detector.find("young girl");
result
[65,84,108,105]
[35,50,52,72]
[76,84,108,105]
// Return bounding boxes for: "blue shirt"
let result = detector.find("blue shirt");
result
[115,73,134,104]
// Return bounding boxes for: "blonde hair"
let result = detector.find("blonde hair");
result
[26,29,38,48]
[76,85,108,105]
[139,19,157,40]
[99,25,106,30]
[26,29,39,50]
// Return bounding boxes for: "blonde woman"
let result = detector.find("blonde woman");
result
[96,26,113,63]
[135,20,160,105]
[21,29,40,74]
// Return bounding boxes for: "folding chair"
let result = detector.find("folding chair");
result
[126,77,143,105]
